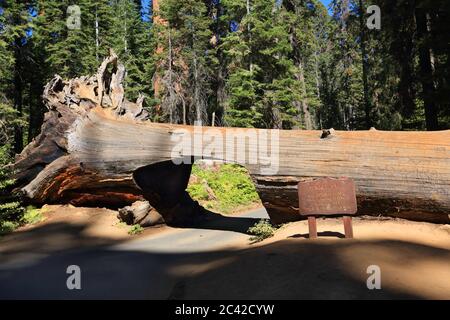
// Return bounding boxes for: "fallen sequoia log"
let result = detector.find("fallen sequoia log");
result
[14,53,450,225]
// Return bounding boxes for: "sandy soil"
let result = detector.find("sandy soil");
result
[0,204,167,258]
[164,216,450,300]
[207,217,450,299]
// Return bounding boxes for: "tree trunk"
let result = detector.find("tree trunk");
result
[289,31,311,130]
[298,60,313,130]
[415,10,439,131]
[359,0,372,129]
[313,50,320,101]
[13,42,23,154]
[14,53,450,225]
[95,6,99,61]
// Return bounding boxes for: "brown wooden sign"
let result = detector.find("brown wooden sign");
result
[298,177,357,216]
[298,177,357,239]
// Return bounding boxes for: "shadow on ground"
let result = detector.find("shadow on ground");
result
[289,231,346,239]
[0,218,449,299]
[187,210,263,234]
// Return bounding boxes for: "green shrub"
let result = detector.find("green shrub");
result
[248,220,277,242]
[186,183,209,201]
[187,163,260,214]
[21,206,44,225]
[128,224,144,235]
[0,220,19,236]
[0,201,25,220]
[1,104,31,235]
[0,145,26,236]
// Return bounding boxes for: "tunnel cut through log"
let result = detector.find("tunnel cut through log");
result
[132,160,204,226]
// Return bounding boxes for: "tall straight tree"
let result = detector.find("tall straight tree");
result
[415,8,438,131]
[33,0,97,79]
[221,0,299,129]
[283,0,331,130]
[358,0,371,128]
[110,0,155,101]
[156,0,216,124]
[0,0,31,153]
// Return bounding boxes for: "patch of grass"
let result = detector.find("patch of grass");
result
[187,163,260,214]
[21,206,44,225]
[247,219,277,243]
[187,183,209,201]
[0,220,19,236]
[128,224,144,235]
[115,221,128,228]
[0,206,45,236]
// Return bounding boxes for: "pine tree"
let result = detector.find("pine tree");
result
[31,0,155,104]
[32,0,94,79]
[283,0,331,130]
[0,0,28,232]
[156,0,216,124]
[221,0,299,129]
[110,0,155,102]
[92,0,116,62]
[0,0,32,153]
[317,0,365,130]
[307,0,332,129]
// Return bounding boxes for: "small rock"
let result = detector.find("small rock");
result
[118,200,165,227]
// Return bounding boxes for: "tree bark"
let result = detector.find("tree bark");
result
[14,53,450,225]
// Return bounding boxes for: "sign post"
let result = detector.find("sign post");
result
[298,177,357,239]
